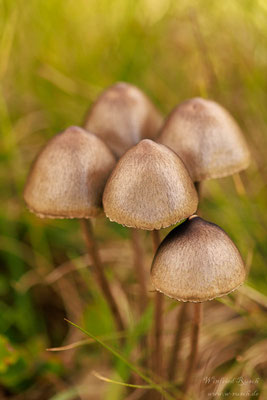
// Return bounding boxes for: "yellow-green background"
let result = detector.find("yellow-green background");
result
[0,0,266,399]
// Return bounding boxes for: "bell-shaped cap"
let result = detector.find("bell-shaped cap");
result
[24,126,116,219]
[151,216,246,302]
[84,82,163,158]
[158,98,250,181]
[103,139,198,230]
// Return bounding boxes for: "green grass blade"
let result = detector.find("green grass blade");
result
[64,319,175,400]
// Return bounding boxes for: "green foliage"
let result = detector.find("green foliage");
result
[65,319,175,400]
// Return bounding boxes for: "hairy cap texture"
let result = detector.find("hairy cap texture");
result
[158,97,250,181]
[103,139,198,230]
[151,216,246,302]
[24,126,116,218]
[84,82,163,158]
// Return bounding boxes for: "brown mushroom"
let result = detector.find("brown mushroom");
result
[24,126,125,334]
[24,126,116,219]
[103,138,198,383]
[151,215,246,302]
[158,97,250,182]
[84,82,163,158]
[151,215,246,394]
[103,139,198,230]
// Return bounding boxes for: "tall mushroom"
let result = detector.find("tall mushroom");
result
[24,126,125,334]
[103,139,198,380]
[84,82,163,322]
[158,97,250,195]
[157,98,250,378]
[151,215,246,396]
[84,82,163,158]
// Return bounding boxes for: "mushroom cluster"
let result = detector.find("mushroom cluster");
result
[24,82,250,398]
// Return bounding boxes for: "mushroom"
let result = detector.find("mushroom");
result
[103,139,198,230]
[84,82,163,321]
[84,82,163,158]
[103,138,198,379]
[157,97,249,390]
[151,215,246,394]
[158,97,250,189]
[24,126,116,219]
[151,215,246,302]
[24,126,125,334]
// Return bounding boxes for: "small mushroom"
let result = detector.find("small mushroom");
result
[84,82,163,158]
[158,97,250,182]
[103,139,198,230]
[24,126,116,219]
[151,215,246,302]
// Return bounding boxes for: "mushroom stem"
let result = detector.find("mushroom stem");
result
[194,181,202,199]
[151,230,163,379]
[232,173,246,196]
[182,303,203,397]
[131,229,149,367]
[167,302,188,381]
[80,219,125,334]
[130,229,148,312]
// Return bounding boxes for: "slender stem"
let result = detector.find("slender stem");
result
[152,229,161,254]
[232,173,246,196]
[80,219,125,334]
[130,229,149,369]
[130,229,148,311]
[154,292,163,373]
[194,181,202,199]
[167,303,188,381]
[151,230,163,379]
[182,303,203,397]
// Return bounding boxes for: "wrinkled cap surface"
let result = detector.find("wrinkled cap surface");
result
[84,82,163,158]
[24,126,116,219]
[151,216,246,302]
[158,97,250,181]
[103,139,198,230]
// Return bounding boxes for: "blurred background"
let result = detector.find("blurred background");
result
[0,0,266,399]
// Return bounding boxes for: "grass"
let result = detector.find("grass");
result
[0,0,266,399]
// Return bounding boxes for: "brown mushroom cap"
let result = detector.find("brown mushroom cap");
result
[84,82,163,158]
[24,126,116,219]
[151,216,246,302]
[158,97,250,181]
[103,139,198,230]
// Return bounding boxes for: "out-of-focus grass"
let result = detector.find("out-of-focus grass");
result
[0,0,266,399]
